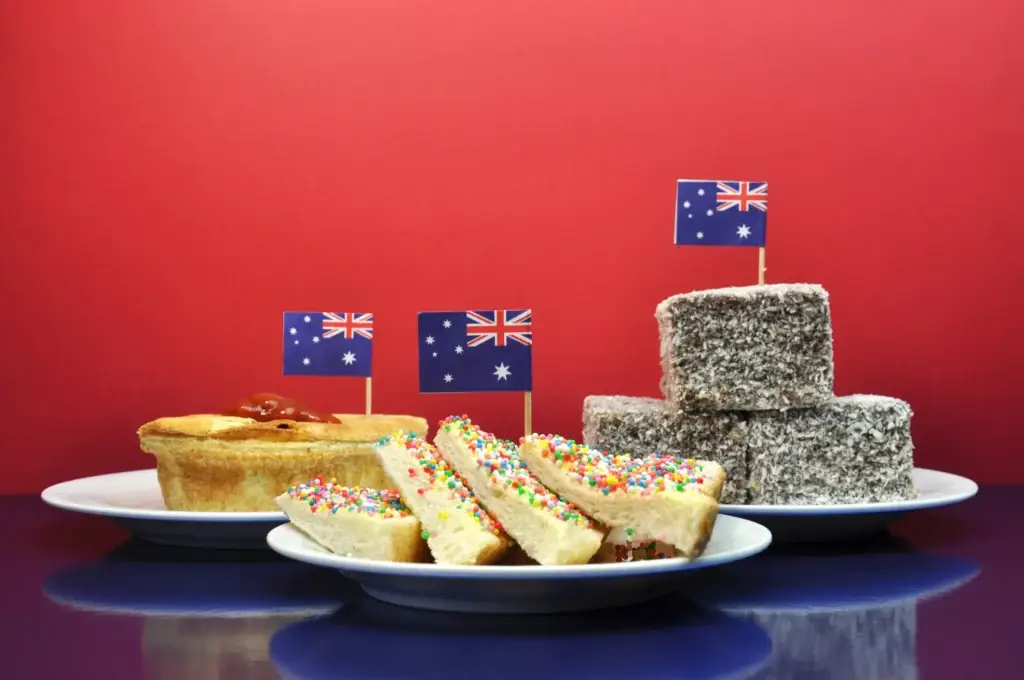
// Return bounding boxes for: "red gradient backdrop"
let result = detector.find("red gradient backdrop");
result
[1,0,1021,493]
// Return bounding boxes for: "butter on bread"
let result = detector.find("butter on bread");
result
[276,477,427,562]
[375,431,510,565]
[433,416,604,566]
[518,435,721,558]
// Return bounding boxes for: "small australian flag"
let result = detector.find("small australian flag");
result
[674,179,768,247]
[418,310,533,393]
[283,312,373,377]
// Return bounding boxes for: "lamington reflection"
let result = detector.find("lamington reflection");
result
[678,537,980,680]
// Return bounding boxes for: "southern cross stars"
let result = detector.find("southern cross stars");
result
[494,363,511,381]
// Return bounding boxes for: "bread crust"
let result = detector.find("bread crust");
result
[519,436,721,558]
[375,433,510,565]
[433,417,605,566]
[277,493,428,562]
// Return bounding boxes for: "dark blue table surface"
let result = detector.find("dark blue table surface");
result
[5,489,1021,679]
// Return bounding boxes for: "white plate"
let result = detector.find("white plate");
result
[719,468,978,542]
[41,469,287,549]
[265,514,773,614]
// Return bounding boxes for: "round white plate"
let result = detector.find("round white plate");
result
[266,514,773,614]
[719,468,978,542]
[41,469,287,549]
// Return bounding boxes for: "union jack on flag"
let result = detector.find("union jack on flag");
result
[322,312,374,340]
[418,309,533,393]
[466,309,533,348]
[674,179,768,247]
[282,311,373,377]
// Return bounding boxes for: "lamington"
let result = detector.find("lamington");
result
[655,283,834,410]
[582,395,749,504]
[747,395,916,505]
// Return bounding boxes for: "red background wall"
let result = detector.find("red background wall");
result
[1,0,1021,493]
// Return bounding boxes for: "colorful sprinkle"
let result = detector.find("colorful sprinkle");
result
[521,434,714,497]
[439,415,594,528]
[378,429,504,536]
[285,477,410,518]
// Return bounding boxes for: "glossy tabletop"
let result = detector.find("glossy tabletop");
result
[6,489,1020,679]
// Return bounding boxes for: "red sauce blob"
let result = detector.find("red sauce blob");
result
[225,393,340,423]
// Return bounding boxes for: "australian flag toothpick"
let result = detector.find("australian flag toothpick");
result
[418,310,533,393]
[674,179,768,247]
[283,312,373,377]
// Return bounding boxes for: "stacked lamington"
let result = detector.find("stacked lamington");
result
[583,283,916,505]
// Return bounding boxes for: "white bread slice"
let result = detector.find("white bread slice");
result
[433,416,604,566]
[275,477,427,562]
[593,454,728,562]
[518,435,722,558]
[375,431,510,565]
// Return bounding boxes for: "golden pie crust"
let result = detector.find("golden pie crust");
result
[138,413,429,512]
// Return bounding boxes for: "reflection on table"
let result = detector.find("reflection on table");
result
[43,539,354,680]
[39,532,981,680]
[679,535,981,680]
[270,595,773,680]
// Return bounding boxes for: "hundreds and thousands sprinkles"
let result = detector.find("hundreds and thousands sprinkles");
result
[285,477,410,518]
[439,415,593,527]
[523,435,709,496]
[378,431,504,537]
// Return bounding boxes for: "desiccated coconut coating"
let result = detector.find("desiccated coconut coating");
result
[582,395,749,504]
[655,283,834,411]
[747,395,916,505]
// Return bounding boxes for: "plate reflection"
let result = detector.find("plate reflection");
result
[678,535,981,679]
[43,538,355,679]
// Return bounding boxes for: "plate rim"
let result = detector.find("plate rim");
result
[265,514,773,580]
[720,467,978,516]
[40,468,287,523]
